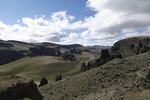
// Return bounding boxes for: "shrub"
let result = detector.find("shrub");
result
[55,74,62,81]
[81,63,87,72]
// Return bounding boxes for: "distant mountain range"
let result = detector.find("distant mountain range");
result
[0,40,109,65]
[87,45,111,53]
[1,36,150,100]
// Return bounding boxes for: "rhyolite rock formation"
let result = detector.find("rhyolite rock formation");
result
[81,36,150,72]
[110,36,150,58]
[0,49,24,65]
[0,80,43,100]
[62,53,76,61]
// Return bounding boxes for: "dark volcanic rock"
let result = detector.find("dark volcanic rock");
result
[101,49,111,59]
[92,37,150,68]
[29,46,62,56]
[81,37,150,72]
[59,44,84,49]
[0,49,24,65]
[83,37,150,72]
[81,49,112,72]
[0,42,14,48]
[62,53,76,61]
[69,48,82,54]
[94,49,112,66]
[0,81,43,100]
[39,78,48,87]
[0,40,88,65]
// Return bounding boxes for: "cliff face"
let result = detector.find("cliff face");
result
[0,42,14,48]
[80,36,150,72]
[0,40,92,65]
[0,49,24,65]
[111,37,150,58]
[29,46,62,56]
[0,81,43,100]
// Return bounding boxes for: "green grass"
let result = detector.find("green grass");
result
[0,56,80,81]
[0,52,96,82]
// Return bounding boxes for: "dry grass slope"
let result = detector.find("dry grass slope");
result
[40,52,150,100]
[0,52,96,82]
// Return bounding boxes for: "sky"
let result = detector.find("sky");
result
[0,0,150,46]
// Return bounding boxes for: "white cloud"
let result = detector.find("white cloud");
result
[81,0,150,45]
[1,1,150,46]
[60,33,80,44]
[0,11,80,43]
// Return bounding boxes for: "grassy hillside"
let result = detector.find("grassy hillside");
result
[39,52,150,100]
[0,39,104,65]
[1,37,150,100]
[0,56,79,81]
[0,52,97,82]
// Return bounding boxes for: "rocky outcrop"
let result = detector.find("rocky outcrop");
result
[0,42,14,48]
[80,49,112,72]
[68,48,83,54]
[59,44,84,50]
[0,39,95,65]
[110,37,150,58]
[39,78,48,87]
[94,49,112,66]
[80,37,150,72]
[62,53,76,61]
[0,49,24,65]
[29,46,62,56]
[0,81,43,100]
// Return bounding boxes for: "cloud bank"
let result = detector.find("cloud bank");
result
[0,0,150,46]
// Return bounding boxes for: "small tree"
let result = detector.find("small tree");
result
[87,62,92,70]
[81,63,87,72]
[55,74,62,81]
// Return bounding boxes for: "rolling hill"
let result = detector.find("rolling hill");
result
[2,36,150,100]
[39,36,150,100]
[40,51,150,100]
[0,40,102,65]
[0,52,98,81]
[0,40,102,82]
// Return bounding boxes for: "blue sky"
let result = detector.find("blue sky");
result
[0,0,95,24]
[0,0,150,46]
